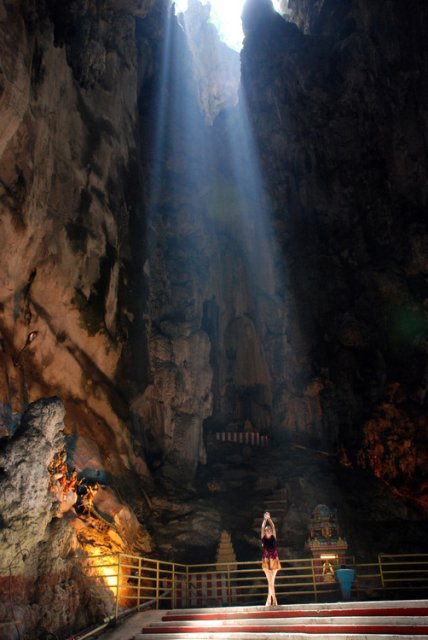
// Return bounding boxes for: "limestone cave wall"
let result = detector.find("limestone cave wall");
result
[0,0,157,477]
[0,1,157,634]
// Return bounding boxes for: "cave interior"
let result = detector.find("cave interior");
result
[0,0,428,636]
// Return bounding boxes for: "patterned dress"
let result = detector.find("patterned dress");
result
[261,535,281,570]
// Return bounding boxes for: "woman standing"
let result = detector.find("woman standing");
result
[261,511,281,606]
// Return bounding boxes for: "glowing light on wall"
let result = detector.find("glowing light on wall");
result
[175,0,284,51]
[85,551,119,594]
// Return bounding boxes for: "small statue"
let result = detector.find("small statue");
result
[322,560,335,582]
[63,469,81,495]
[82,482,100,514]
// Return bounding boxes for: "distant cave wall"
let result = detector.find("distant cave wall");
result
[131,0,334,470]
[131,4,294,480]
[286,0,343,34]
[241,0,428,491]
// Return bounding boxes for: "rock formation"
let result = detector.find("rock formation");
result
[0,397,152,636]
[0,399,100,636]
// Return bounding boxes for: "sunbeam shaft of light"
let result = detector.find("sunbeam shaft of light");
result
[148,4,174,213]
[141,1,286,472]
[212,88,278,295]
[147,4,279,299]
[148,7,209,217]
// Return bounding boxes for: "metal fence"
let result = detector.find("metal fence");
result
[82,552,428,620]
[82,553,188,615]
[351,553,428,598]
[4,553,426,640]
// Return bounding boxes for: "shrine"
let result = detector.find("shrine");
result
[305,504,349,582]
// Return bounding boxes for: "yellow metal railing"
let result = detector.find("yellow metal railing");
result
[346,554,428,599]
[379,553,428,590]
[4,553,424,640]
[186,556,357,606]
[82,553,188,615]
[80,552,428,621]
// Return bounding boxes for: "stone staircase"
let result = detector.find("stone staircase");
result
[134,600,428,639]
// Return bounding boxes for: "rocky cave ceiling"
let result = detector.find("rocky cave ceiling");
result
[0,0,428,636]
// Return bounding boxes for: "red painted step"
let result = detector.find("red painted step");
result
[142,623,428,635]
[164,606,428,622]
[138,601,428,638]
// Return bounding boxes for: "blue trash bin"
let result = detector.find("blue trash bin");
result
[335,568,355,600]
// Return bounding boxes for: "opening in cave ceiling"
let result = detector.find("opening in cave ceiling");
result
[175,0,284,51]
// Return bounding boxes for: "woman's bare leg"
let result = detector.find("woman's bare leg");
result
[264,569,279,605]
[263,568,272,605]
[271,569,278,605]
